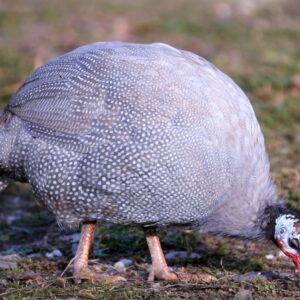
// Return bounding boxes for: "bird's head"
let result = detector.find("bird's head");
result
[275,214,300,270]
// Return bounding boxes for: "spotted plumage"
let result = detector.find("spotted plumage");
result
[0,42,290,240]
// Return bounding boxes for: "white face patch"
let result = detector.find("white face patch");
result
[275,214,300,255]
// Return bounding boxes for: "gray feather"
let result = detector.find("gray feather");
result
[0,42,279,237]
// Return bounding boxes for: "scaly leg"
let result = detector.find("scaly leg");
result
[144,228,216,283]
[145,228,178,281]
[184,230,194,256]
[73,222,126,283]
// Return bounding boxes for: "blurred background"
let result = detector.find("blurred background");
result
[0,0,300,298]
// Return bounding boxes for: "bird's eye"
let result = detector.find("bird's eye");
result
[280,228,285,235]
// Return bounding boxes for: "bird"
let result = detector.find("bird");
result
[0,41,299,282]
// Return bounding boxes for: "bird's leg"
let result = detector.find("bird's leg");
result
[144,228,216,283]
[184,230,194,256]
[73,222,126,283]
[73,222,95,281]
[144,228,178,281]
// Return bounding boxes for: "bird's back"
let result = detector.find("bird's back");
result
[5,42,275,230]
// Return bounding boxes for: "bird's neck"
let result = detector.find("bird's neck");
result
[260,203,291,240]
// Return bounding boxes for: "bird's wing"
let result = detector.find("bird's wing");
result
[6,43,187,152]
[7,50,107,136]
[6,45,144,152]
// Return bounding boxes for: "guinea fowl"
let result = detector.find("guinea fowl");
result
[0,42,299,282]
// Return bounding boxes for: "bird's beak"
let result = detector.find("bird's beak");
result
[290,238,300,250]
[288,238,300,271]
[276,239,300,271]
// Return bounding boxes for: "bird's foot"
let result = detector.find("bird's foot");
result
[73,267,126,284]
[148,266,179,281]
[148,266,216,283]
[176,270,217,283]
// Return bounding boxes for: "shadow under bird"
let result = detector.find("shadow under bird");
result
[0,42,300,282]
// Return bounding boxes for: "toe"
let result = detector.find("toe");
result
[177,272,217,283]
[159,271,178,281]
[73,268,126,284]
[150,270,178,281]
[101,274,127,284]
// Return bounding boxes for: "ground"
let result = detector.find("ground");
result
[0,0,300,299]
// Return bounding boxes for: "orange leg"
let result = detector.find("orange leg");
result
[145,228,178,281]
[73,222,126,283]
[144,228,216,283]
[184,230,194,256]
